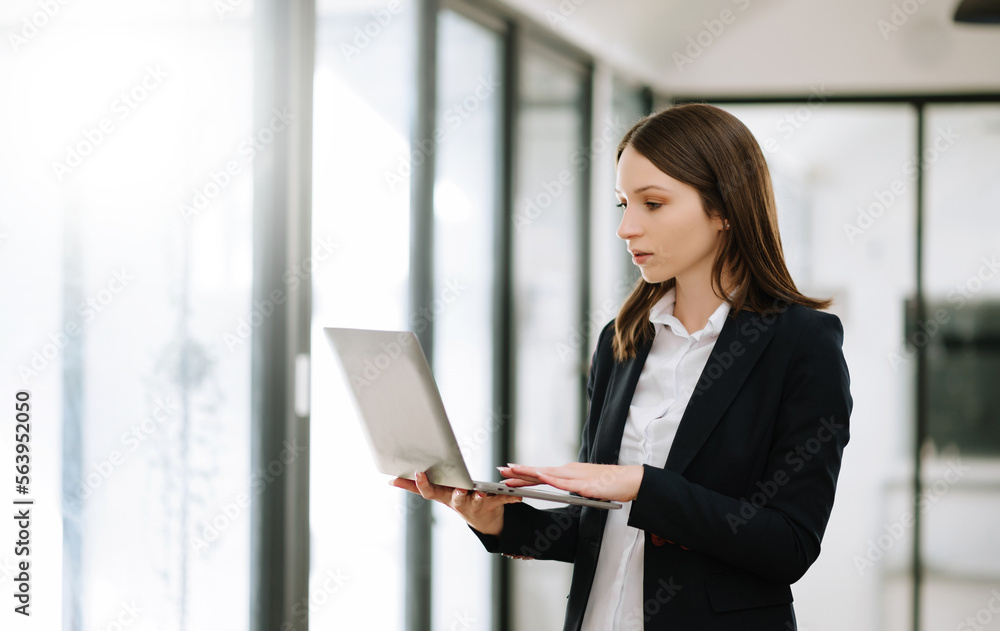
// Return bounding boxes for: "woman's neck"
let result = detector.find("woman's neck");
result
[672,269,733,334]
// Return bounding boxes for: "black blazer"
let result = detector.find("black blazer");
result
[472,301,852,630]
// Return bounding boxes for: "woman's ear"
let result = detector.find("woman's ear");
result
[710,211,728,232]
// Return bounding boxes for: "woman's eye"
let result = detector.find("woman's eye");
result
[615,202,626,210]
[645,201,662,210]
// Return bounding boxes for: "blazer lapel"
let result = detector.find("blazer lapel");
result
[663,308,777,474]
[591,334,652,465]
[589,308,779,473]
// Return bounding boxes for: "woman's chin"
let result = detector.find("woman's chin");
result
[639,268,669,284]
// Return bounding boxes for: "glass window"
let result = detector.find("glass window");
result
[430,9,503,631]
[923,105,1000,456]
[310,2,415,629]
[0,3,254,629]
[588,75,647,356]
[920,103,1000,626]
[718,103,916,631]
[512,41,589,631]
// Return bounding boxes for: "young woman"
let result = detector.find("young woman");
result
[391,103,852,630]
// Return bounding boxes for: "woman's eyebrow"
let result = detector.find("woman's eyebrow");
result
[614,185,672,194]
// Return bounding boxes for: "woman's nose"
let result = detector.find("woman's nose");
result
[617,208,641,241]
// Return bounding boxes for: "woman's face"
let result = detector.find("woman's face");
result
[614,144,726,285]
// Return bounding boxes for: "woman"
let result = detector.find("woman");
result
[391,103,852,630]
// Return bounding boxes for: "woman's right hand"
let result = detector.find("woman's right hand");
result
[389,470,523,536]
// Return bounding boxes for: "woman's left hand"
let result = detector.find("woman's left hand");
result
[498,462,644,502]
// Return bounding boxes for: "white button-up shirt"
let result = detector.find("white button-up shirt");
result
[581,286,732,631]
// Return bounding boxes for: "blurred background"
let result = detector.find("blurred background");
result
[1,0,999,630]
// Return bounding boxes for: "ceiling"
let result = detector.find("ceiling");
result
[496,0,1000,96]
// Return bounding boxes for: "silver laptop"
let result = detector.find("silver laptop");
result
[325,327,621,510]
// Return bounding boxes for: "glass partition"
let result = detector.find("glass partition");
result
[512,40,589,631]
[0,3,255,629]
[588,76,647,355]
[919,104,1000,631]
[309,3,415,629]
[430,9,503,631]
[718,103,917,631]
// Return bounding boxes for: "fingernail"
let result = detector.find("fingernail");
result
[496,466,507,471]
[507,463,519,467]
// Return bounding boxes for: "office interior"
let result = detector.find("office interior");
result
[1,0,999,630]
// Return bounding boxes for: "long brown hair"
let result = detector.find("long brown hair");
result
[612,103,832,362]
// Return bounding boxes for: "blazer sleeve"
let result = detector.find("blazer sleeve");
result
[467,322,615,561]
[626,310,852,584]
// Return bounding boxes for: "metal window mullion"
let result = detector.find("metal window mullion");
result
[578,65,594,434]
[671,92,1000,105]
[490,17,519,631]
[911,101,927,631]
[406,2,439,631]
[250,1,314,631]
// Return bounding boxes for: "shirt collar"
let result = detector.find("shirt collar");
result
[648,285,734,340]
